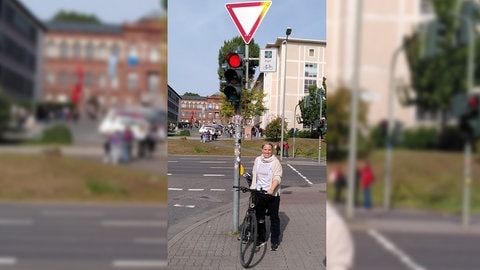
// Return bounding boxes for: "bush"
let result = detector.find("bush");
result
[401,127,437,150]
[41,124,73,145]
[179,130,191,136]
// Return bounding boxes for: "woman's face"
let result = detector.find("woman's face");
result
[262,144,273,158]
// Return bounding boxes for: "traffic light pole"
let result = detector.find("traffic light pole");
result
[233,105,242,233]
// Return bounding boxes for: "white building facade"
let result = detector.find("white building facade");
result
[260,38,327,131]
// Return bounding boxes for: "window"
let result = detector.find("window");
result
[111,76,119,89]
[47,71,56,85]
[420,0,433,14]
[127,73,138,90]
[111,43,120,58]
[84,72,94,87]
[46,40,56,58]
[305,63,318,78]
[149,47,159,62]
[72,41,81,58]
[97,43,106,59]
[60,41,68,58]
[85,42,94,59]
[148,72,159,92]
[98,74,107,88]
[309,49,315,57]
[59,71,67,85]
[304,79,317,93]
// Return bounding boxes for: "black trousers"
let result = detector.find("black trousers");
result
[255,194,280,245]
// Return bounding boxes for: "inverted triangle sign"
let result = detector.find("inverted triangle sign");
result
[225,1,272,44]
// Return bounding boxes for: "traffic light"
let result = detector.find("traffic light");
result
[222,50,244,103]
[318,117,327,138]
[452,93,480,140]
[421,20,447,58]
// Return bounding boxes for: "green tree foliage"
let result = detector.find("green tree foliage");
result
[402,0,479,124]
[298,77,327,131]
[0,90,12,135]
[327,85,369,158]
[183,92,200,97]
[264,117,288,141]
[51,10,102,23]
[217,36,260,84]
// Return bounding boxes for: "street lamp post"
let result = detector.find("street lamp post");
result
[280,27,292,161]
[318,88,325,164]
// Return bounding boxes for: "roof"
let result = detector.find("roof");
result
[44,21,122,34]
[266,37,326,48]
[181,95,207,101]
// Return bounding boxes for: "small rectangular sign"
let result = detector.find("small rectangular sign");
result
[259,48,277,72]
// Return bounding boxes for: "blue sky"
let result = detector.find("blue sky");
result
[168,0,326,97]
[20,0,163,24]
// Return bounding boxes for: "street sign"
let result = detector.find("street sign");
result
[259,48,277,72]
[225,1,272,44]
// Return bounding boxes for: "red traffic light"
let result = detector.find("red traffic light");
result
[469,96,479,108]
[226,52,242,68]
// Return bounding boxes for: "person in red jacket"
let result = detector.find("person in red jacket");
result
[360,160,374,209]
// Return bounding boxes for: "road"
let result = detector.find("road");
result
[167,155,325,240]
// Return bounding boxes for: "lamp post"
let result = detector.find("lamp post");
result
[280,27,292,161]
[317,88,325,164]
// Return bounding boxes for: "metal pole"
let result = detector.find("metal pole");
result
[346,0,363,220]
[384,46,403,210]
[318,90,323,164]
[293,103,299,158]
[462,16,474,229]
[280,28,291,161]
[233,107,242,233]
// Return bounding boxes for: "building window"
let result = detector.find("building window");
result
[304,79,317,93]
[98,74,107,88]
[72,41,81,58]
[149,47,159,62]
[420,0,434,14]
[111,76,119,89]
[127,73,138,90]
[305,63,318,78]
[128,45,138,66]
[85,42,94,59]
[148,72,159,92]
[46,40,56,58]
[85,72,94,87]
[47,71,56,85]
[60,41,68,58]
[309,49,315,57]
[111,43,120,58]
[97,43,106,59]
[59,71,67,85]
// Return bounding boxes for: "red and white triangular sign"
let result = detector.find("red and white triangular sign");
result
[225,1,272,44]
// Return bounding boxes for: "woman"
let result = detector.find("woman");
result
[250,142,283,251]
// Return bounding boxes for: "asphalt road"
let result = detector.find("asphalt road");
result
[167,155,326,239]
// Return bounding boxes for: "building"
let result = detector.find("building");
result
[0,0,46,103]
[167,84,181,124]
[326,0,438,128]
[259,37,327,131]
[179,93,224,126]
[41,15,167,114]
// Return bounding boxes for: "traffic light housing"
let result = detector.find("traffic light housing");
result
[452,93,480,140]
[222,51,244,103]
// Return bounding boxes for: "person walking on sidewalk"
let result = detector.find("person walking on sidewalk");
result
[250,142,283,251]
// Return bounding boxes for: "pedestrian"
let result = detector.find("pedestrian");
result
[329,165,347,203]
[326,201,354,270]
[109,130,122,165]
[283,141,290,157]
[275,143,280,156]
[249,142,283,251]
[102,133,111,163]
[122,126,134,162]
[359,160,374,209]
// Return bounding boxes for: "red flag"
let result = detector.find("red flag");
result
[71,65,83,105]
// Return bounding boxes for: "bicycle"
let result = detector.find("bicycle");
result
[233,171,267,268]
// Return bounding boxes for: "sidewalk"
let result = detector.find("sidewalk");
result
[168,183,327,270]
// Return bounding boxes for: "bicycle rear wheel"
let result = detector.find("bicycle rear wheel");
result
[239,213,257,267]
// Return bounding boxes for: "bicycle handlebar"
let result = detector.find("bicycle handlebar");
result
[233,186,269,195]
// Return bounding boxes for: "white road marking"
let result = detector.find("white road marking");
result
[173,204,195,208]
[368,229,426,270]
[168,160,178,162]
[168,188,183,191]
[200,161,227,164]
[0,257,16,265]
[41,210,103,217]
[287,164,313,185]
[0,219,33,226]
[210,166,232,169]
[101,220,167,228]
[133,238,166,245]
[203,174,225,177]
[113,260,167,268]
[210,189,226,192]
[167,173,172,176]
[188,188,204,191]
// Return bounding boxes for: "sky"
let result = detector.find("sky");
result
[168,0,326,97]
[20,0,163,24]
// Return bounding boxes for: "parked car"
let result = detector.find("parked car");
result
[98,107,167,142]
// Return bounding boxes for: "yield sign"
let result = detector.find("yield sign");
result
[225,1,272,44]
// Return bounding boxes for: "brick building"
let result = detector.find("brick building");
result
[41,14,167,115]
[180,93,224,126]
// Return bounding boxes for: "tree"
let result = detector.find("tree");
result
[264,117,288,141]
[327,85,369,159]
[51,10,101,23]
[217,36,266,123]
[0,90,12,136]
[183,92,200,97]
[298,77,328,132]
[402,0,479,132]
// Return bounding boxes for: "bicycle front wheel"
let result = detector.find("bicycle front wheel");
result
[239,213,257,268]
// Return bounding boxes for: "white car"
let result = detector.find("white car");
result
[99,107,167,141]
